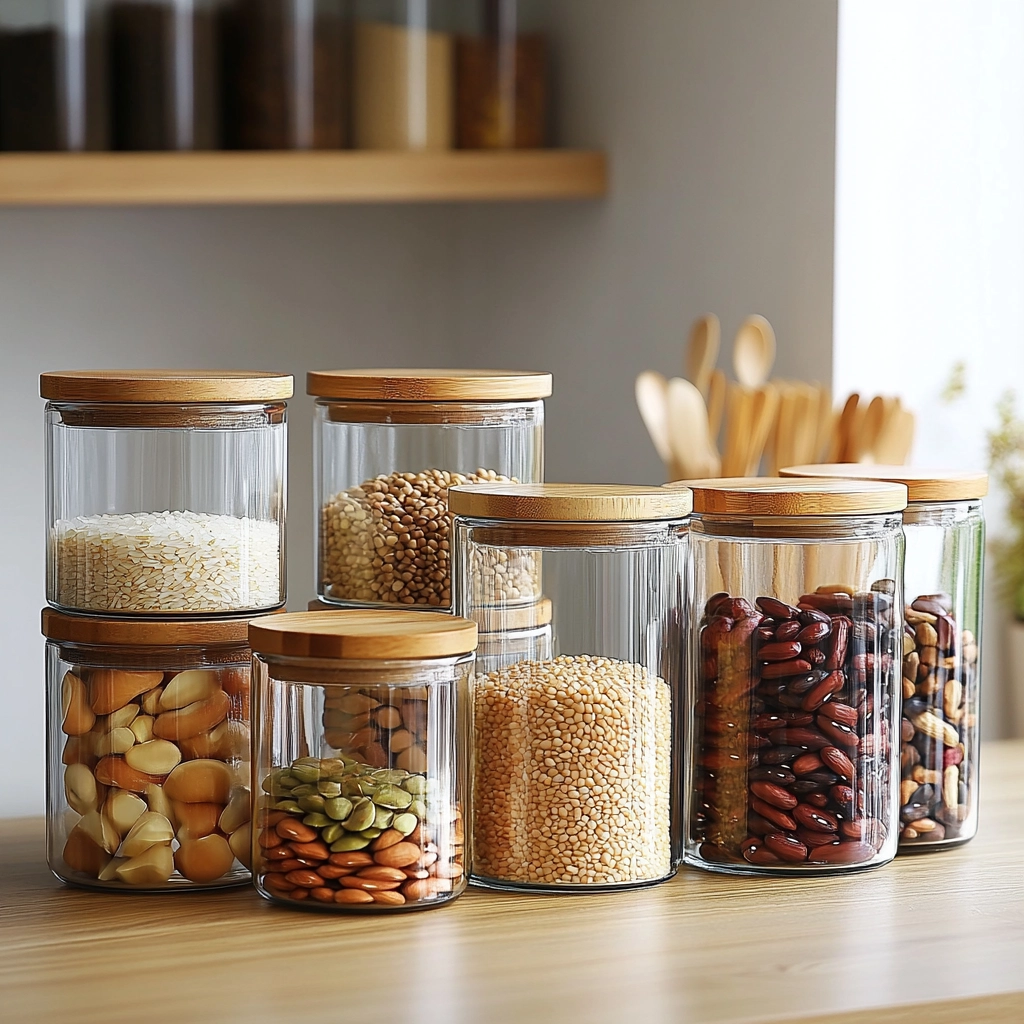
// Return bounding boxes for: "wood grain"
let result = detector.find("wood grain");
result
[307,368,553,402]
[0,151,607,206]
[781,464,990,503]
[42,607,263,647]
[447,482,694,521]
[2,740,1022,1024]
[674,476,908,516]
[39,369,294,403]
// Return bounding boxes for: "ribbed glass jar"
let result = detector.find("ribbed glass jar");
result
[249,610,476,911]
[781,465,987,851]
[309,369,548,611]
[42,370,291,616]
[44,609,255,891]
[680,477,907,875]
[452,483,691,892]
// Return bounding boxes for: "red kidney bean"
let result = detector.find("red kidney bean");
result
[801,592,854,615]
[786,670,827,696]
[756,626,776,642]
[757,597,800,620]
[826,616,850,670]
[793,805,838,832]
[759,641,803,662]
[830,784,855,807]
[797,620,831,643]
[749,798,798,832]
[801,671,845,711]
[792,752,824,776]
[750,781,798,809]
[823,702,858,727]
[779,711,815,725]
[749,767,796,785]
[821,746,855,779]
[761,659,813,679]
[816,715,860,749]
[796,828,841,849]
[774,620,802,642]
[809,841,876,864]
[912,596,950,615]
[798,607,831,626]
[706,592,731,616]
[719,597,755,619]
[760,745,806,765]
[742,842,782,866]
[753,713,788,731]
[806,648,827,666]
[803,792,829,809]
[764,832,809,862]
[747,812,775,836]
[768,727,828,750]
[798,769,839,786]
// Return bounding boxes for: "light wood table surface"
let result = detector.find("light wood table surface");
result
[2,741,1023,1024]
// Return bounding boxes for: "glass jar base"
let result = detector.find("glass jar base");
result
[897,833,975,855]
[256,885,462,912]
[53,869,251,893]
[469,869,675,894]
[682,855,892,878]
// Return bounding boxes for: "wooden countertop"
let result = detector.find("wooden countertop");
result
[3,741,1023,1024]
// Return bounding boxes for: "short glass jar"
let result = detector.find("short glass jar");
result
[250,610,476,911]
[42,370,292,616]
[451,483,692,891]
[353,0,454,150]
[781,465,987,851]
[44,608,255,890]
[309,368,549,610]
[679,477,907,875]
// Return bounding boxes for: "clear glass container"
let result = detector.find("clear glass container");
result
[249,610,476,911]
[0,0,105,151]
[309,369,549,610]
[474,596,552,676]
[780,465,987,851]
[680,478,907,875]
[42,370,292,616]
[353,0,454,149]
[455,0,545,149]
[109,0,218,150]
[220,0,347,150]
[44,608,255,891]
[451,483,692,891]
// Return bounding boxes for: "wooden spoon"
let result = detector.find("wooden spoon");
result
[833,392,860,461]
[686,314,721,398]
[635,371,678,478]
[721,384,755,476]
[856,395,887,463]
[706,369,727,453]
[667,376,720,478]
[732,315,777,389]
[743,383,780,475]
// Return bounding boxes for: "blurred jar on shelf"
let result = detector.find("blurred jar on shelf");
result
[108,0,219,150]
[220,0,347,150]
[353,0,453,150]
[0,0,106,151]
[456,0,546,149]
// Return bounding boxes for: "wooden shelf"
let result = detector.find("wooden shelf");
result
[2,741,1023,1024]
[0,150,607,206]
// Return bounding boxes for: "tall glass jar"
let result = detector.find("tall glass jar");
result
[0,0,105,151]
[43,609,255,890]
[456,0,546,149]
[781,465,987,851]
[679,477,907,875]
[108,0,218,150]
[353,0,453,149]
[249,610,476,911]
[220,0,347,150]
[309,369,549,610]
[42,370,292,616]
[451,483,691,891]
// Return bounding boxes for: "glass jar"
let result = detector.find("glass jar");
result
[309,368,549,610]
[456,0,546,149]
[451,483,691,891]
[42,370,292,616]
[249,610,476,911]
[680,477,907,875]
[474,596,552,675]
[0,0,104,151]
[780,465,987,851]
[353,0,454,149]
[44,608,255,890]
[221,0,346,150]
[109,0,218,150]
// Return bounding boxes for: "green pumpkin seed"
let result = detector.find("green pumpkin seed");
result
[321,823,345,845]
[403,775,427,796]
[372,769,409,784]
[341,779,365,798]
[375,784,413,810]
[274,800,304,814]
[324,796,354,821]
[289,783,318,798]
[330,834,370,852]
[297,794,326,814]
[408,799,428,820]
[342,797,376,832]
[303,813,333,828]
[290,763,321,784]
[360,827,383,839]
[318,780,343,798]
[392,812,418,835]
[372,806,394,829]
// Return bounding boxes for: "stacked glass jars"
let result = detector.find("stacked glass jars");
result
[680,477,907,874]
[249,610,477,911]
[781,465,987,850]
[451,483,691,891]
[309,368,549,611]
[44,609,255,889]
[43,370,291,616]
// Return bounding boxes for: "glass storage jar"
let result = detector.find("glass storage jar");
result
[309,368,549,610]
[249,610,476,911]
[0,0,105,151]
[221,0,346,150]
[44,608,255,890]
[109,0,218,150]
[474,596,552,675]
[353,0,454,149]
[781,465,987,851]
[42,369,292,616]
[450,483,691,891]
[679,477,907,875]
[456,0,546,149]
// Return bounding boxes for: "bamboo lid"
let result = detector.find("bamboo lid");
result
[448,483,693,521]
[41,608,260,646]
[780,464,988,503]
[249,610,478,660]
[670,477,908,516]
[476,598,554,634]
[306,369,553,402]
[40,370,294,403]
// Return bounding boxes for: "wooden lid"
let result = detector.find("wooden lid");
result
[306,369,552,402]
[476,598,553,634]
[780,464,989,502]
[41,608,259,646]
[249,610,478,660]
[671,476,908,515]
[40,370,294,403]
[448,483,693,521]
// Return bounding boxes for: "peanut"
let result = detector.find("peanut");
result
[172,800,223,839]
[94,728,136,757]
[64,763,100,815]
[126,739,182,776]
[63,825,110,876]
[89,669,163,715]
[175,834,235,883]
[153,690,230,742]
[95,755,164,793]
[61,672,95,736]
[116,844,174,885]
[228,822,252,869]
[158,670,221,711]
[130,715,155,744]
[78,809,120,854]
[121,811,174,857]
[105,789,147,837]
[163,759,232,804]
[219,787,251,835]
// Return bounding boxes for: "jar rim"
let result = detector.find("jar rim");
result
[41,607,270,646]
[306,368,552,402]
[40,369,294,404]
[449,482,693,521]
[779,464,988,502]
[669,476,907,515]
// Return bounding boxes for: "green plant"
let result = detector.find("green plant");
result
[987,391,1024,619]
